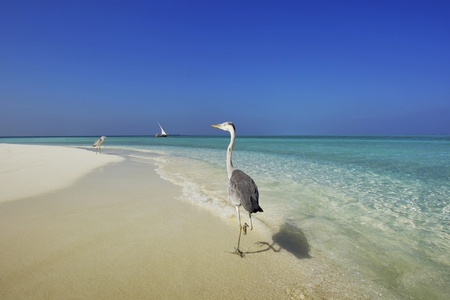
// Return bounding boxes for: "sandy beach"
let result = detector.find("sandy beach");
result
[0,144,124,203]
[0,144,379,299]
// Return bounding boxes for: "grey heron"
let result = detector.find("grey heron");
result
[212,122,263,257]
[93,136,107,154]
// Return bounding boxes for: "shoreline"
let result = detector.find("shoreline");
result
[0,144,387,299]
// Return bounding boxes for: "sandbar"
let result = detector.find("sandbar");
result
[0,144,124,202]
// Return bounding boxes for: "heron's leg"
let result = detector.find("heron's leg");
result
[235,223,243,255]
[234,206,244,257]
[235,206,241,227]
[234,224,245,257]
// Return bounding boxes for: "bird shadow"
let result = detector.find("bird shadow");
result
[243,223,312,259]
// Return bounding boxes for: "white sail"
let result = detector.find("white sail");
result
[158,123,167,136]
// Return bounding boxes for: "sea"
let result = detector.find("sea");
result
[1,135,449,299]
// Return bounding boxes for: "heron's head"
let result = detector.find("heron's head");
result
[101,136,107,139]
[211,122,235,133]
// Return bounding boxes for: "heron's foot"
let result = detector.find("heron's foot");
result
[243,223,249,235]
[234,248,244,257]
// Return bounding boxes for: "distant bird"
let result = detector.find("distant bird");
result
[211,122,263,256]
[93,136,107,154]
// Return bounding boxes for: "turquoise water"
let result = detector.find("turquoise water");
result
[2,135,450,299]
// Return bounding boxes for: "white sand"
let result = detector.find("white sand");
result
[0,144,124,202]
[0,144,387,299]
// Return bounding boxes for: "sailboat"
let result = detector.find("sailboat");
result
[155,123,168,137]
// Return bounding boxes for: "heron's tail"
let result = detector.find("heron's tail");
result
[253,206,263,213]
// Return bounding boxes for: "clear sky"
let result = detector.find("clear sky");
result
[1,1,449,136]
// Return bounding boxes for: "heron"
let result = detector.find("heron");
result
[211,122,263,257]
[93,136,107,154]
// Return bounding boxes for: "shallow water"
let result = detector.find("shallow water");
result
[2,135,450,299]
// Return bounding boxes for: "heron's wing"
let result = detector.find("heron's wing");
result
[228,169,262,213]
[93,138,104,147]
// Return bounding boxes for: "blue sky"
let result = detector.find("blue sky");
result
[1,1,449,136]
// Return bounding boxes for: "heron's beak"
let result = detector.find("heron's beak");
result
[211,124,220,128]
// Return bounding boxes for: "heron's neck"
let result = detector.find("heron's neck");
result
[227,130,235,179]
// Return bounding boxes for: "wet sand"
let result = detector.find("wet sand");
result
[0,145,381,299]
